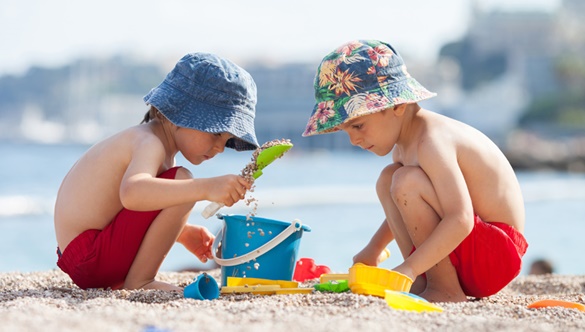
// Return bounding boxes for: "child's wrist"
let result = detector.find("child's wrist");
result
[177,224,193,244]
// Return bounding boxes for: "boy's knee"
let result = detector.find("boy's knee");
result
[376,163,403,195]
[390,166,427,198]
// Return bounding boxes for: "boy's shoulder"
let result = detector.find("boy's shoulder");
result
[97,123,162,150]
[414,110,497,162]
[417,110,473,140]
[408,110,480,156]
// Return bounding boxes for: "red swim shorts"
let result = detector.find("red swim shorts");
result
[411,215,527,298]
[449,215,528,298]
[56,167,181,290]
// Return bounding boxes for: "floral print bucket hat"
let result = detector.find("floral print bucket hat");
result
[302,40,437,136]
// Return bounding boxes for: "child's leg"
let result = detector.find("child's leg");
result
[377,164,415,258]
[123,167,195,291]
[390,166,467,302]
[377,164,426,294]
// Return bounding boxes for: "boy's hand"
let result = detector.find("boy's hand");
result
[178,224,215,263]
[392,262,417,284]
[206,175,252,207]
[353,246,383,266]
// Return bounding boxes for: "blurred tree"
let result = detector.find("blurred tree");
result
[519,54,585,129]
[440,38,507,91]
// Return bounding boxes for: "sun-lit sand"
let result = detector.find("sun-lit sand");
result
[1,269,584,331]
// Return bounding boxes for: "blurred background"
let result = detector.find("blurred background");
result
[1,0,584,276]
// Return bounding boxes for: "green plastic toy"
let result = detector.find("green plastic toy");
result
[201,142,293,219]
[252,143,293,179]
[314,279,350,293]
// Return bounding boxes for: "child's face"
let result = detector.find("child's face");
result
[174,127,233,165]
[338,108,401,156]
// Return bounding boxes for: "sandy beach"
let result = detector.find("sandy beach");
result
[1,269,584,332]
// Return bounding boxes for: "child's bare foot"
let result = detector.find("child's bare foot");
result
[134,280,183,292]
[409,276,427,295]
[419,286,467,303]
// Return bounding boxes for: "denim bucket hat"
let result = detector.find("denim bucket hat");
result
[144,53,259,151]
[303,40,436,136]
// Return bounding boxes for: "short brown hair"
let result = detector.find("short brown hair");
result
[141,106,159,124]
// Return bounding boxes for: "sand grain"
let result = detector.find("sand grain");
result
[1,270,584,332]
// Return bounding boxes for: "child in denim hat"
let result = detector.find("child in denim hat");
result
[54,53,259,291]
[303,40,527,302]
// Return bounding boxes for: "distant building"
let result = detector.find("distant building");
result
[434,1,581,143]
[2,0,583,151]
[557,0,585,54]
[469,3,559,98]
[248,63,361,151]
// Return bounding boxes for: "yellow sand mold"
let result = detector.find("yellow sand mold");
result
[348,263,413,297]
[385,290,444,312]
[221,277,312,295]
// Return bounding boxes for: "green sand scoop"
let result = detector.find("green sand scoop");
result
[251,143,293,179]
[201,142,293,219]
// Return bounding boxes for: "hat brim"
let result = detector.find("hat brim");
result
[302,76,436,137]
[144,83,259,151]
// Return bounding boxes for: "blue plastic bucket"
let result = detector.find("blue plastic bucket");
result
[212,214,311,286]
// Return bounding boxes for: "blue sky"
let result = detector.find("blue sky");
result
[1,0,560,76]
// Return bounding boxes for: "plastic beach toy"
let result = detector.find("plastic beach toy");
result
[316,248,391,284]
[221,277,312,295]
[385,290,444,313]
[527,299,585,312]
[293,258,332,282]
[201,142,293,218]
[349,263,413,298]
[183,273,219,300]
[212,215,310,286]
[320,273,350,283]
[314,279,350,293]
[226,277,298,288]
[220,285,313,295]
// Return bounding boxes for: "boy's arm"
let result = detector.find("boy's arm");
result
[394,138,474,280]
[119,136,250,211]
[353,219,394,266]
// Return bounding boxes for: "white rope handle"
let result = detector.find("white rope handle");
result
[212,219,303,267]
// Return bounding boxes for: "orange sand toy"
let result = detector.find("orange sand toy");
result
[527,299,585,312]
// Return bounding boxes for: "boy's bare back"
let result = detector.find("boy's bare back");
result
[54,123,166,252]
[394,108,525,231]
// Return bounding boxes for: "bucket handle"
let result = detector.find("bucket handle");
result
[212,218,303,267]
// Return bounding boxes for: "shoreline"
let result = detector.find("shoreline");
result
[1,270,584,331]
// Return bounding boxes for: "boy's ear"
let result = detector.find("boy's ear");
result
[393,104,407,116]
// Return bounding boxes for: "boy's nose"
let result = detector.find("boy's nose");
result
[216,143,226,153]
[215,140,226,153]
[347,132,361,146]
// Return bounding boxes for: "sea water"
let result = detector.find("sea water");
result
[1,142,584,275]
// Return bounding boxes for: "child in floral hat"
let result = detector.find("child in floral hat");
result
[303,40,527,302]
[55,53,259,291]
